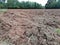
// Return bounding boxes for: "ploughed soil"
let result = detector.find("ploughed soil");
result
[0,9,60,45]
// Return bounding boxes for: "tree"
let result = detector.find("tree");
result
[45,0,57,9]
[0,0,6,9]
[56,0,60,8]
[7,0,19,9]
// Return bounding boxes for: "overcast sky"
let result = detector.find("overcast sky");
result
[18,0,48,6]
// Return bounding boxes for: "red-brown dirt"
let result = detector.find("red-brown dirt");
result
[0,9,60,45]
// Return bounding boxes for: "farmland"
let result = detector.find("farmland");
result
[0,9,60,45]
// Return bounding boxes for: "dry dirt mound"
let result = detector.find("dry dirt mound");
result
[0,9,60,45]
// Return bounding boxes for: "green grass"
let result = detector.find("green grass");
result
[55,28,60,35]
[0,40,14,45]
[0,9,7,12]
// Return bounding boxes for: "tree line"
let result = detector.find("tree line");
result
[0,0,60,9]
[0,0,43,9]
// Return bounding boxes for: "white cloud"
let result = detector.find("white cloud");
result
[18,0,48,6]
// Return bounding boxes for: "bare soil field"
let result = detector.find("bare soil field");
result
[0,9,60,45]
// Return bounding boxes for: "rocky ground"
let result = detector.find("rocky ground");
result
[0,9,60,45]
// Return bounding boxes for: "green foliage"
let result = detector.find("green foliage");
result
[0,0,43,9]
[45,0,57,9]
[7,0,19,9]
[0,2,7,9]
[56,0,60,8]
[55,28,60,35]
[18,1,43,9]
[45,0,60,9]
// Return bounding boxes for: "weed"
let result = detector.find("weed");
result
[55,28,60,35]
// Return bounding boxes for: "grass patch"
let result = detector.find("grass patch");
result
[55,28,60,35]
[0,9,7,12]
[0,40,14,45]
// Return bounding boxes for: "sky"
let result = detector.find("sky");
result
[18,0,48,6]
